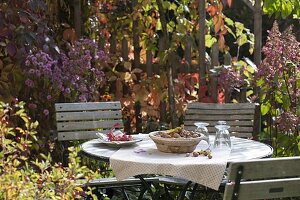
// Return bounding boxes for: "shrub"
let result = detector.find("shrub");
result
[0,100,99,199]
[254,22,300,156]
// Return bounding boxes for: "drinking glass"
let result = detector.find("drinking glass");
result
[213,122,231,149]
[194,122,210,145]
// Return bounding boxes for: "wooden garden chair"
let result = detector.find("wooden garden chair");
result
[183,102,260,139]
[55,101,158,200]
[159,102,261,199]
[223,156,300,200]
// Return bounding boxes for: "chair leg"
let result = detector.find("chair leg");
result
[163,184,174,199]
[121,187,130,200]
[138,186,147,200]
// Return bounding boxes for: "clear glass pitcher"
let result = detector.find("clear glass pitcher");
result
[194,122,210,145]
[213,121,231,149]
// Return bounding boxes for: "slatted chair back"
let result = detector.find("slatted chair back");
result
[55,101,123,141]
[184,102,260,138]
[223,156,300,200]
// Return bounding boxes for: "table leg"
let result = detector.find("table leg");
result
[136,175,157,200]
[177,181,193,200]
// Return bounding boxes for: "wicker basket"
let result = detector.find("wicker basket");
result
[149,131,202,153]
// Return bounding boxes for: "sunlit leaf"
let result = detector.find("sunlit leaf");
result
[246,90,253,97]
[261,102,271,116]
[235,22,244,36]
[281,0,293,18]
[205,35,217,48]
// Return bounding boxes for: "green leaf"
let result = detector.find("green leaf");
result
[170,3,177,11]
[281,0,293,18]
[256,78,264,87]
[226,26,236,38]
[246,90,253,97]
[205,35,217,48]
[261,102,271,116]
[162,1,171,9]
[275,92,283,103]
[237,34,248,46]
[177,5,184,14]
[225,17,234,26]
[167,22,174,32]
[235,22,244,36]
[246,65,255,74]
[156,19,162,31]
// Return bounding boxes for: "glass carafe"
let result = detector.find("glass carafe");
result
[194,122,210,145]
[214,121,231,149]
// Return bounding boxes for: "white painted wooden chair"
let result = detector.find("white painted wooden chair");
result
[184,102,260,138]
[224,156,300,200]
[55,101,158,200]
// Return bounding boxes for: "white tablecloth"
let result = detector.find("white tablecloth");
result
[110,139,231,190]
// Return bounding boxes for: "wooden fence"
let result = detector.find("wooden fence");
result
[70,0,262,130]
[104,34,249,103]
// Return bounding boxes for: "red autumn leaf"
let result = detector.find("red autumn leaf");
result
[218,34,225,49]
[199,85,208,98]
[227,0,232,7]
[63,28,77,43]
[217,90,225,103]
[207,5,217,16]
[219,27,228,35]
[213,15,223,33]
[190,73,199,83]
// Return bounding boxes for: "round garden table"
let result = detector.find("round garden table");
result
[81,134,273,199]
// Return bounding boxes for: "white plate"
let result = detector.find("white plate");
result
[97,137,143,148]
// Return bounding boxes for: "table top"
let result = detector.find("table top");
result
[81,134,273,162]
[81,134,273,190]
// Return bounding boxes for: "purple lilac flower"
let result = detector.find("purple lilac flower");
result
[25,79,34,88]
[28,103,37,109]
[64,88,71,94]
[276,111,299,134]
[23,38,106,104]
[254,21,299,134]
[79,94,87,102]
[43,109,49,116]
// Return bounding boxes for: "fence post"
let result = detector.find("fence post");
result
[160,100,167,125]
[210,42,219,102]
[98,36,105,50]
[122,37,129,61]
[184,35,192,73]
[109,33,116,54]
[73,0,81,37]
[224,53,232,103]
[135,101,142,134]
[132,0,140,68]
[198,0,207,92]
[146,50,153,77]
